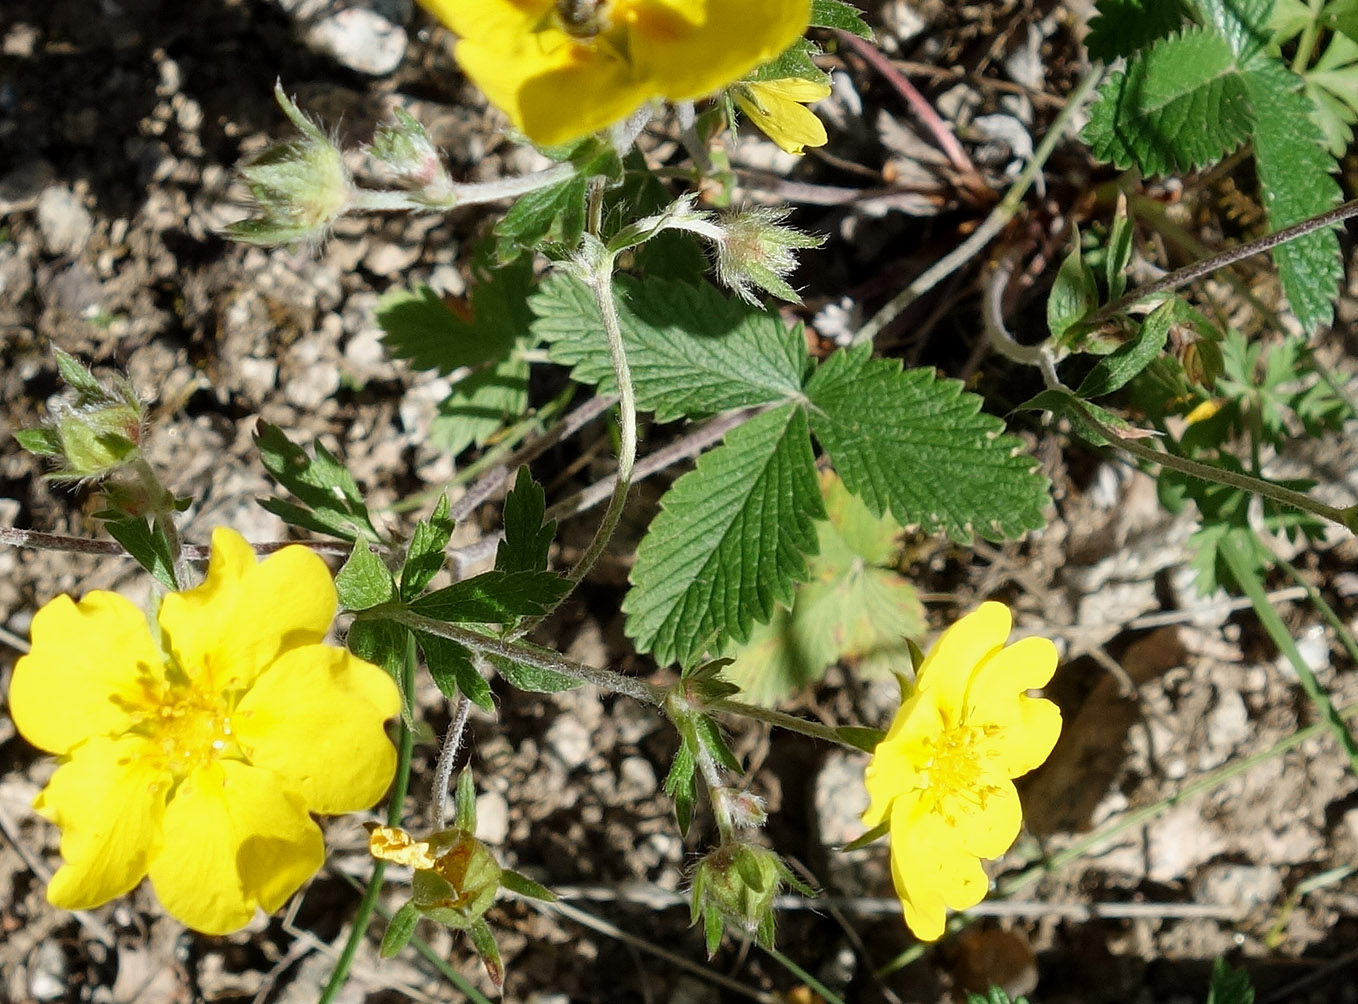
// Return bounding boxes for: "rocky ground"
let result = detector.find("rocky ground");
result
[4,1,1358,1002]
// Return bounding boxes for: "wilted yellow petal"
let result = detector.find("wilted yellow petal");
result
[10,592,162,755]
[38,735,169,911]
[235,645,400,813]
[148,760,323,935]
[734,78,830,155]
[368,825,439,869]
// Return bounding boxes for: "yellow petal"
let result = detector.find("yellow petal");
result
[967,636,1062,776]
[887,800,987,940]
[941,775,1022,859]
[422,0,548,38]
[10,592,163,755]
[148,760,323,935]
[234,645,400,813]
[915,602,1012,718]
[158,528,336,693]
[862,693,940,824]
[734,80,829,155]
[38,735,169,911]
[633,0,811,102]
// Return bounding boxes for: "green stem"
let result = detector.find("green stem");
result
[349,163,575,214]
[1071,400,1356,532]
[1218,533,1358,778]
[318,633,418,1004]
[852,65,1104,344]
[1292,0,1329,73]
[379,609,864,750]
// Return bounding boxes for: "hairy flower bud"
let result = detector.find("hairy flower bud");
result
[225,84,353,246]
[689,842,812,956]
[711,207,825,306]
[368,107,456,207]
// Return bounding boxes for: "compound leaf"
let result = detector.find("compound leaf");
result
[624,404,823,668]
[805,345,1048,542]
[496,467,556,573]
[1083,28,1251,174]
[532,274,807,422]
[254,422,380,543]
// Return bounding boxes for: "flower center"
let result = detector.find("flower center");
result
[130,674,240,778]
[918,721,1003,821]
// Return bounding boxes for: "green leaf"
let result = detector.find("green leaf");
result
[401,494,454,601]
[336,542,397,611]
[624,404,823,668]
[496,467,556,573]
[493,172,588,264]
[1191,0,1274,62]
[14,427,62,457]
[468,918,504,992]
[695,714,742,773]
[380,902,421,958]
[409,569,571,624]
[1020,388,1137,447]
[835,725,886,753]
[254,422,380,543]
[377,257,533,375]
[1047,227,1099,342]
[454,768,478,832]
[501,869,557,901]
[805,345,1048,542]
[1105,196,1135,300]
[1084,0,1187,61]
[429,350,531,457]
[532,273,808,421]
[347,619,416,729]
[1082,29,1252,174]
[104,516,178,590]
[1206,957,1254,1004]
[416,630,495,712]
[810,0,872,37]
[1240,57,1344,333]
[1077,298,1176,397]
[488,651,582,693]
[747,38,830,85]
[664,742,697,835]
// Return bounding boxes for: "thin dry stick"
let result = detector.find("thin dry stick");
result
[0,525,354,560]
[852,65,1104,345]
[836,30,976,178]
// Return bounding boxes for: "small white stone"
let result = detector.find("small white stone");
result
[36,185,94,256]
[306,7,406,77]
[475,791,509,844]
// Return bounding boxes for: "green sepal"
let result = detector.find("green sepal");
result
[500,870,557,902]
[380,902,421,958]
[468,918,505,992]
[840,819,890,852]
[835,726,886,754]
[104,516,179,591]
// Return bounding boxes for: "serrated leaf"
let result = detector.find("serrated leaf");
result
[377,257,533,374]
[380,902,421,958]
[1206,956,1255,1004]
[1021,388,1137,446]
[496,467,556,573]
[532,273,807,422]
[409,569,571,623]
[415,630,495,712]
[747,38,830,85]
[254,422,380,543]
[487,651,582,693]
[493,172,588,264]
[401,494,454,600]
[1082,29,1252,174]
[337,542,397,611]
[429,350,531,457]
[805,345,1048,542]
[1077,298,1176,397]
[14,427,62,457]
[1241,58,1344,333]
[104,516,178,590]
[624,404,823,668]
[1191,0,1274,62]
[810,0,872,36]
[1084,0,1187,61]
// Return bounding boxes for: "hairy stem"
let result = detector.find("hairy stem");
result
[432,694,472,830]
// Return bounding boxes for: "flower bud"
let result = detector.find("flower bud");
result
[714,787,767,830]
[15,350,144,482]
[711,207,825,306]
[368,107,456,207]
[225,84,353,246]
[368,825,503,931]
[690,841,809,956]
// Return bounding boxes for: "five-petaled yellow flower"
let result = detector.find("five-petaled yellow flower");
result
[421,0,812,147]
[733,77,831,155]
[862,602,1061,941]
[8,528,401,935]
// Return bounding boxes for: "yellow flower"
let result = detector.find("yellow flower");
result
[862,602,1061,941]
[732,77,831,155]
[421,0,811,147]
[8,528,401,935]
